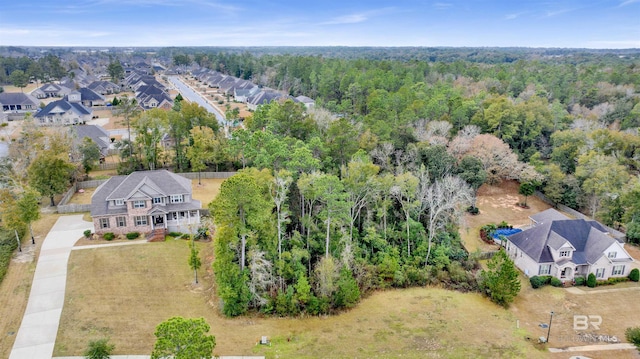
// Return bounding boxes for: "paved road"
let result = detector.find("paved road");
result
[9,215,93,359]
[167,76,227,128]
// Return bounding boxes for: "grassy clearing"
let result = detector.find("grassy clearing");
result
[191,178,224,207]
[0,213,61,359]
[55,239,543,358]
[67,187,96,205]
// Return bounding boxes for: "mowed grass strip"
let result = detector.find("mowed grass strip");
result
[55,239,544,358]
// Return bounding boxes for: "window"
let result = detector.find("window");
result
[133,200,146,208]
[170,194,184,203]
[135,216,148,226]
[115,199,124,206]
[595,268,605,278]
[559,250,571,257]
[608,251,617,259]
[153,197,164,204]
[539,264,551,275]
[100,218,110,229]
[612,265,625,276]
[116,216,126,227]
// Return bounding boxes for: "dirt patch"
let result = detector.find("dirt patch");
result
[461,180,552,253]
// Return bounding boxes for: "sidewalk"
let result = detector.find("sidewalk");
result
[548,343,636,352]
[9,215,93,359]
[566,285,640,295]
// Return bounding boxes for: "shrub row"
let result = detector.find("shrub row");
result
[103,232,140,241]
[533,271,636,289]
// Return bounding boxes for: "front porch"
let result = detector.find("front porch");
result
[150,210,201,234]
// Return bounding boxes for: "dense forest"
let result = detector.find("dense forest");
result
[1,48,640,315]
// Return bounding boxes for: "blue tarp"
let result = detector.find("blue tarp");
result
[491,228,522,239]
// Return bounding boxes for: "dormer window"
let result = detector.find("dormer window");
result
[153,197,164,204]
[115,199,124,206]
[133,200,146,208]
[608,251,617,259]
[170,194,184,203]
[559,250,571,257]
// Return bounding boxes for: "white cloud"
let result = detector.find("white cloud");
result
[504,11,527,20]
[619,0,640,6]
[433,3,453,10]
[319,7,396,26]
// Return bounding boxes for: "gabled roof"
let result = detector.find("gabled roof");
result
[91,170,197,217]
[71,125,110,153]
[0,92,39,106]
[508,218,621,265]
[35,99,91,117]
[75,87,106,101]
[530,208,570,224]
[248,90,286,106]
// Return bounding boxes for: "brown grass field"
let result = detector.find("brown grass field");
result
[54,239,544,358]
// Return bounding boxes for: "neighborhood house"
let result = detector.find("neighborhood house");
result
[506,209,633,282]
[91,170,201,237]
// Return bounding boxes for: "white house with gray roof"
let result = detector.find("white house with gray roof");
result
[91,170,202,237]
[505,209,633,283]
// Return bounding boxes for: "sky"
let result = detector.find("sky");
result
[0,0,639,48]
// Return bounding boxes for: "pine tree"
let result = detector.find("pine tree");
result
[479,249,521,307]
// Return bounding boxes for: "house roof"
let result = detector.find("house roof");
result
[71,125,110,153]
[530,208,570,224]
[75,87,106,101]
[0,92,39,106]
[91,170,197,216]
[35,99,92,117]
[508,218,620,265]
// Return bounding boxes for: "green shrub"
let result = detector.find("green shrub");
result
[550,277,563,287]
[466,206,479,215]
[626,326,640,351]
[0,232,19,284]
[126,232,140,240]
[168,232,183,238]
[103,232,115,241]
[530,276,546,289]
[574,276,586,286]
[84,338,114,359]
[587,273,597,288]
[84,229,92,238]
[629,268,639,282]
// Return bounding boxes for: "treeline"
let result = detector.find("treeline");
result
[0,54,67,88]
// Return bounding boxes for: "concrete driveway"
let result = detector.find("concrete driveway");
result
[9,215,93,359]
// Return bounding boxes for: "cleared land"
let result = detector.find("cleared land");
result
[461,180,552,254]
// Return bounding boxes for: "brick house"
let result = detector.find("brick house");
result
[91,170,201,236]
